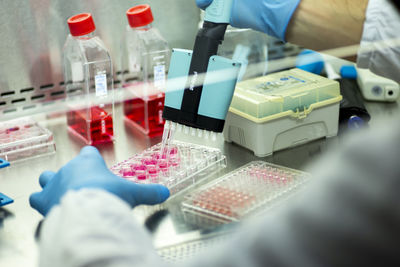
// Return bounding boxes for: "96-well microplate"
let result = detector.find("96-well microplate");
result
[110,141,226,196]
[182,161,311,226]
[0,117,56,162]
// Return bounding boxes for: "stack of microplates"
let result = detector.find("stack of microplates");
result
[0,117,56,162]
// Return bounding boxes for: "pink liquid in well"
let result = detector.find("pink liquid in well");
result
[192,187,256,218]
[124,92,165,137]
[131,164,146,171]
[121,169,136,177]
[158,160,168,169]
[67,106,114,145]
[148,167,158,175]
[143,157,158,166]
[112,147,182,182]
[137,173,147,180]
[6,127,19,134]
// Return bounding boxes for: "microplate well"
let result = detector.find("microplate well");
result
[0,117,56,162]
[182,161,311,226]
[110,141,226,196]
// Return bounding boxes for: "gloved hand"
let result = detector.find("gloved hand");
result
[196,0,301,41]
[30,146,170,216]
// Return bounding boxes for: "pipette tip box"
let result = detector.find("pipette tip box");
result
[0,117,56,162]
[223,68,342,157]
[182,161,310,227]
[110,141,226,197]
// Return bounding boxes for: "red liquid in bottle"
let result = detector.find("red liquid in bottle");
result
[124,85,165,137]
[67,106,114,145]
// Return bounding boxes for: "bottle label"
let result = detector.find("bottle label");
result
[158,109,164,124]
[154,65,166,89]
[72,61,84,83]
[101,119,106,134]
[129,54,140,73]
[95,73,108,97]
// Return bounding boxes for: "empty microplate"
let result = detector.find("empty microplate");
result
[0,117,56,162]
[110,141,227,196]
[157,232,232,263]
[182,161,311,226]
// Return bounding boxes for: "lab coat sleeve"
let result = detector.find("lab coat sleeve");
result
[40,119,400,267]
[38,189,169,267]
[357,0,400,83]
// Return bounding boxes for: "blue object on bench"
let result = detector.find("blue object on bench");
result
[0,193,14,207]
[0,158,10,169]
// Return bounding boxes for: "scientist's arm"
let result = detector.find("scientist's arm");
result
[197,0,368,49]
[286,0,368,50]
[30,146,170,216]
[31,146,171,267]
[38,189,169,267]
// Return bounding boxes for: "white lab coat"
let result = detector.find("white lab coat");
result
[357,0,400,83]
[38,0,400,266]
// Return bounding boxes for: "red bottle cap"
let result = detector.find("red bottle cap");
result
[126,5,154,28]
[67,13,96,37]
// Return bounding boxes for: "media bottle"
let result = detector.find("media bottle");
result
[63,13,114,145]
[122,5,170,137]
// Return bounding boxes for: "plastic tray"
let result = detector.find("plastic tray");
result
[157,232,232,263]
[0,117,56,162]
[182,161,310,226]
[110,141,227,196]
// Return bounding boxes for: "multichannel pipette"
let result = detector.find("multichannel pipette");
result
[161,0,241,149]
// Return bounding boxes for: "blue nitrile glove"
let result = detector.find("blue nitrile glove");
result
[30,146,170,216]
[196,0,301,41]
